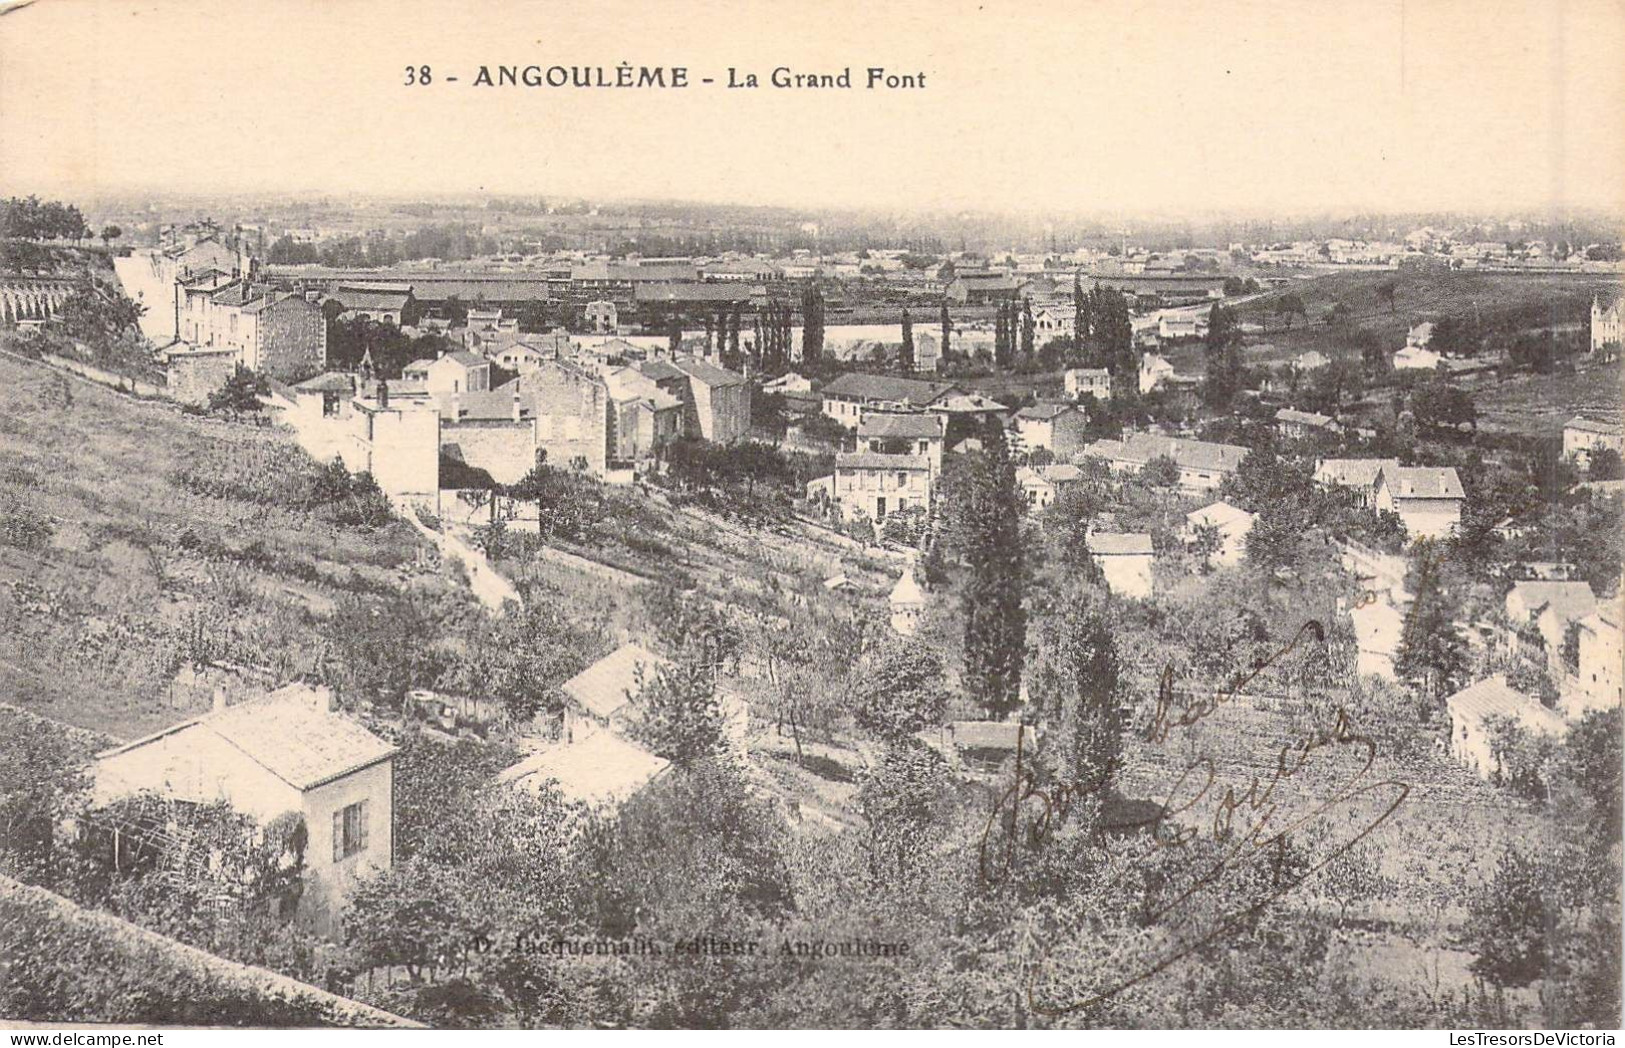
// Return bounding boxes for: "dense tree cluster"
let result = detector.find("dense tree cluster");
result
[0,196,90,242]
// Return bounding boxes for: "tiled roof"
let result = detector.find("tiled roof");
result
[562,644,670,720]
[1087,531,1154,556]
[633,282,755,304]
[671,356,746,388]
[836,452,930,471]
[823,372,957,406]
[1276,407,1337,427]
[293,372,356,394]
[1446,676,1568,736]
[99,684,396,792]
[1316,458,1400,488]
[1565,416,1622,436]
[948,721,1036,750]
[498,731,670,806]
[1187,501,1255,529]
[330,284,413,311]
[1379,465,1465,500]
[857,412,945,439]
[1084,433,1247,474]
[637,359,688,382]
[1016,402,1076,421]
[1508,581,1597,624]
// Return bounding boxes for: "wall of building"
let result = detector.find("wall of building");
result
[1096,554,1154,599]
[300,759,393,935]
[442,419,537,485]
[166,351,238,406]
[528,363,610,474]
[353,403,440,500]
[257,298,327,381]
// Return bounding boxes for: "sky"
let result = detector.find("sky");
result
[2,0,1623,219]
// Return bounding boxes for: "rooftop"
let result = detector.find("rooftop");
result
[836,452,931,471]
[97,684,395,793]
[1087,531,1155,556]
[1446,676,1568,736]
[562,643,670,720]
[823,372,958,407]
[1508,581,1597,623]
[498,731,670,807]
[1379,465,1465,500]
[857,412,946,440]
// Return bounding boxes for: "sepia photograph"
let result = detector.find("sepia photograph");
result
[0,0,1622,1034]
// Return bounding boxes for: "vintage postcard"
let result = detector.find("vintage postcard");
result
[0,0,1622,1035]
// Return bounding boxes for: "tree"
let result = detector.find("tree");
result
[957,420,1028,718]
[207,364,269,416]
[801,283,825,367]
[1275,293,1307,330]
[1190,522,1224,574]
[1395,542,1469,701]
[1019,296,1036,360]
[630,656,727,764]
[1587,447,1622,481]
[899,307,914,372]
[939,298,953,361]
[1202,303,1245,410]
[99,225,123,246]
[58,285,144,345]
[1029,588,1124,805]
[854,640,948,741]
[1071,272,1089,366]
[1466,847,1554,988]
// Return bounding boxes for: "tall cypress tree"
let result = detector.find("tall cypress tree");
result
[728,306,741,368]
[939,298,953,362]
[1072,272,1089,366]
[1020,296,1036,360]
[900,308,915,372]
[801,283,825,369]
[961,418,1027,719]
[1396,541,1469,702]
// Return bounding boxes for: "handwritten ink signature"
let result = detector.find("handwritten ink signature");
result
[973,617,1412,1016]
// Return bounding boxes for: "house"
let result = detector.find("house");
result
[937,721,1038,775]
[1017,463,1082,512]
[561,643,671,737]
[584,299,619,334]
[820,372,958,427]
[1407,321,1435,348]
[1031,305,1073,343]
[1314,458,1400,508]
[1139,353,1176,394]
[1081,432,1248,492]
[486,336,555,373]
[1086,532,1155,598]
[669,356,750,444]
[92,683,395,930]
[763,371,813,394]
[1504,580,1597,679]
[348,383,441,509]
[1275,407,1341,440]
[1013,402,1088,458]
[1393,344,1442,371]
[1591,296,1623,354]
[327,284,416,325]
[945,271,1019,305]
[1567,607,1623,719]
[889,566,926,636]
[1373,465,1465,540]
[1445,676,1568,779]
[178,280,328,382]
[1156,315,1206,342]
[401,351,491,395]
[828,452,931,520]
[1293,350,1330,371]
[1561,416,1623,470]
[497,730,669,808]
[604,367,684,465]
[514,359,614,475]
[1064,367,1111,401]
[1184,501,1255,566]
[165,344,240,406]
[857,411,946,476]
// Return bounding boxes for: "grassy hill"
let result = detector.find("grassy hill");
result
[0,352,436,740]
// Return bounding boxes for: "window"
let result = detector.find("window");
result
[333,800,369,861]
[896,472,908,487]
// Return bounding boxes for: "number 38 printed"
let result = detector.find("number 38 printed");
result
[405,65,432,85]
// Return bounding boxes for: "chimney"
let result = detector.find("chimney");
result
[311,685,337,714]
[212,687,227,714]
[377,380,390,410]
[512,392,523,422]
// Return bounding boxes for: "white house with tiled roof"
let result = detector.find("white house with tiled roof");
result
[1562,416,1623,470]
[1086,531,1155,598]
[92,683,395,929]
[402,350,491,395]
[1445,676,1568,779]
[1373,465,1465,540]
